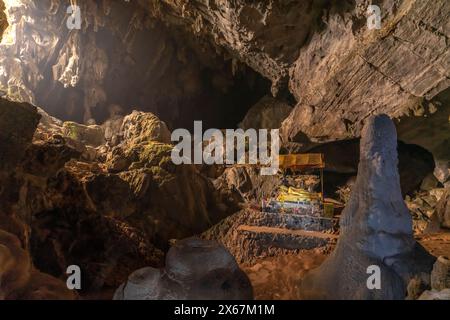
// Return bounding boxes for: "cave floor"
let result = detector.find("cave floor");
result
[241,231,450,300]
[240,249,329,300]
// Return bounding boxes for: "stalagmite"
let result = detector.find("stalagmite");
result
[299,114,435,300]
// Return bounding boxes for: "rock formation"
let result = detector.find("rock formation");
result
[0,98,40,170]
[0,0,449,301]
[418,256,450,300]
[299,114,435,300]
[135,0,449,160]
[0,0,448,176]
[431,256,450,291]
[0,98,242,297]
[114,238,253,300]
[434,188,450,229]
[405,188,446,234]
[0,0,6,42]
[281,0,450,148]
[0,229,76,300]
[418,288,450,300]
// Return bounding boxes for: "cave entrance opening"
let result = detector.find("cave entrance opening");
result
[0,0,271,132]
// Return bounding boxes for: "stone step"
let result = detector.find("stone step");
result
[237,225,338,252]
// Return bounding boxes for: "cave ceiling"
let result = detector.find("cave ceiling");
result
[0,0,448,158]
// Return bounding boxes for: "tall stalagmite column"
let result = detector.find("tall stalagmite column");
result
[299,114,435,299]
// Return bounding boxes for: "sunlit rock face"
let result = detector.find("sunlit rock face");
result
[0,0,268,128]
[114,238,253,300]
[0,1,7,41]
[281,0,450,149]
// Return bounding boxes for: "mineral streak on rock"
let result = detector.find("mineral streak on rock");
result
[299,115,435,300]
[114,238,253,300]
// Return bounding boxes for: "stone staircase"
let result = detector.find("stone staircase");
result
[229,210,339,263]
[255,211,339,233]
[237,225,338,251]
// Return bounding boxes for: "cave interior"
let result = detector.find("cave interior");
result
[0,0,449,301]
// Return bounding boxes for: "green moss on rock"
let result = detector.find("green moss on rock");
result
[63,121,105,147]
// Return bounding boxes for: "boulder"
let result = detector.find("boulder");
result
[406,189,443,235]
[214,166,279,203]
[63,121,105,147]
[420,173,440,191]
[434,160,450,185]
[418,288,450,300]
[103,141,239,246]
[98,112,241,247]
[239,96,292,130]
[431,256,450,291]
[299,115,435,300]
[29,207,165,291]
[20,271,78,300]
[406,276,428,300]
[34,107,64,140]
[427,187,450,231]
[120,111,171,146]
[114,238,253,300]
[0,230,31,299]
[21,140,81,178]
[102,115,124,146]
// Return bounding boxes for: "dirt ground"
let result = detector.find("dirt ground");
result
[242,231,450,300]
[241,248,329,300]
